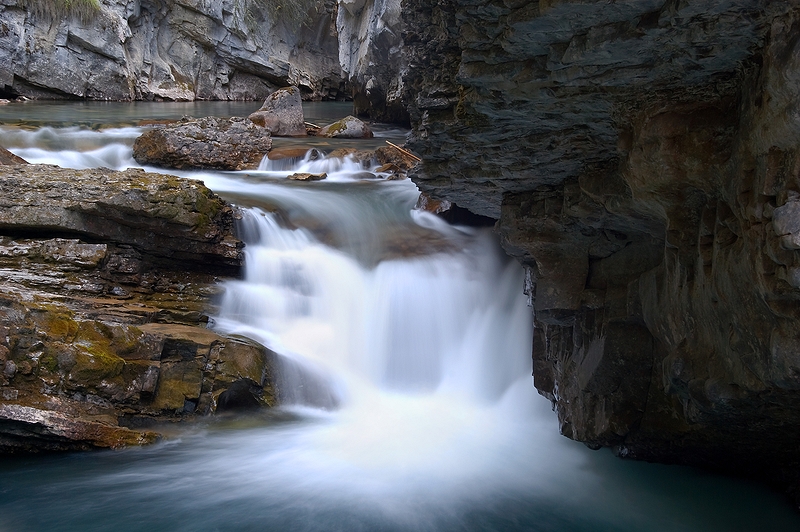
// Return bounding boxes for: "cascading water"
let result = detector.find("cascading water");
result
[1,103,799,532]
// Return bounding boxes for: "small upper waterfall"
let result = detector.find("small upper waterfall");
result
[211,206,533,406]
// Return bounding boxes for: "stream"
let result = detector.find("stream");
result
[0,101,798,531]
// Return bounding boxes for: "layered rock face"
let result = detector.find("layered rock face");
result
[0,164,283,452]
[0,0,345,100]
[404,0,800,498]
[337,0,407,123]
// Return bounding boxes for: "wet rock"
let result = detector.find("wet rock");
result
[132,116,272,171]
[248,87,307,137]
[415,193,452,215]
[268,146,316,161]
[0,164,284,453]
[318,116,374,138]
[0,146,26,165]
[216,378,263,412]
[288,172,327,181]
[0,403,159,452]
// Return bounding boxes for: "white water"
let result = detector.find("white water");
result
[1,116,800,531]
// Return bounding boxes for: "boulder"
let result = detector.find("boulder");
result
[317,116,374,138]
[248,87,307,137]
[132,116,272,171]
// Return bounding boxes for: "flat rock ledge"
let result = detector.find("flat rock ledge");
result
[0,164,283,453]
[0,165,242,273]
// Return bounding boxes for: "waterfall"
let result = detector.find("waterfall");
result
[212,206,532,404]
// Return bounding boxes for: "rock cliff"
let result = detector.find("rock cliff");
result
[0,0,345,101]
[404,0,800,502]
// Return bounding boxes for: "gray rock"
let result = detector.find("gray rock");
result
[318,115,373,138]
[0,146,26,165]
[133,116,273,170]
[0,164,243,272]
[248,87,307,137]
[0,0,346,101]
[773,201,800,249]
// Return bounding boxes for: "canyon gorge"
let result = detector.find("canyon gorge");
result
[2,0,800,512]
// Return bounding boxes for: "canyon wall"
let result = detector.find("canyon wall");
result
[0,0,345,101]
[404,0,800,500]
[337,0,407,122]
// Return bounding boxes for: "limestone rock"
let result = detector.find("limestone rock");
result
[132,116,273,171]
[337,0,408,123]
[318,115,374,138]
[248,87,307,137]
[0,164,285,452]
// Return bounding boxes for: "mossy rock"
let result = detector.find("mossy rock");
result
[69,345,125,384]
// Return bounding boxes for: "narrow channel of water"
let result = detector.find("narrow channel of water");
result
[0,103,798,531]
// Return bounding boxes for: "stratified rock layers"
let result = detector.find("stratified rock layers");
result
[404,0,800,498]
[0,165,284,452]
[0,0,345,101]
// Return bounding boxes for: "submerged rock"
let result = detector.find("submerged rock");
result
[317,115,374,138]
[132,116,273,171]
[248,86,307,137]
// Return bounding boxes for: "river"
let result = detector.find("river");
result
[0,101,798,531]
